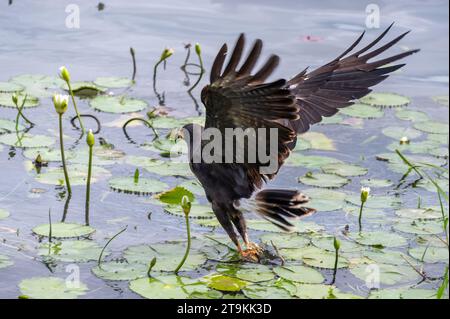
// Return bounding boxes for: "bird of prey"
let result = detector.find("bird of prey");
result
[180,24,418,261]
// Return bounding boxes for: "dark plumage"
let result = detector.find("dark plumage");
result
[181,25,418,261]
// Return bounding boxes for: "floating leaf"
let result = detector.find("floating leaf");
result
[350,231,407,248]
[0,118,25,133]
[345,193,401,209]
[360,178,393,188]
[10,74,64,97]
[61,81,107,97]
[382,127,422,140]
[90,95,147,113]
[0,92,39,108]
[109,177,168,195]
[178,180,205,196]
[94,76,133,88]
[350,263,419,285]
[0,209,10,220]
[432,95,449,107]
[126,156,193,177]
[387,140,441,154]
[299,172,350,188]
[409,246,448,263]
[339,103,384,118]
[0,255,13,269]
[395,208,442,220]
[243,285,291,299]
[287,154,343,169]
[430,147,449,158]
[32,223,95,238]
[130,276,210,299]
[156,186,194,205]
[273,265,324,283]
[23,148,75,162]
[311,236,362,253]
[294,284,360,299]
[395,109,429,122]
[414,121,449,135]
[247,219,323,234]
[164,204,214,219]
[363,250,411,266]
[369,287,438,299]
[35,164,111,186]
[205,274,247,292]
[427,133,449,145]
[304,188,346,212]
[360,92,410,107]
[234,265,275,283]
[0,82,24,93]
[0,133,54,148]
[38,240,106,262]
[321,162,368,177]
[259,233,310,249]
[302,250,349,269]
[19,277,88,299]
[394,220,444,235]
[151,116,204,129]
[292,138,311,151]
[299,132,335,151]
[92,261,148,281]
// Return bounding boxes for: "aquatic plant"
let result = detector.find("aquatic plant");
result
[97,226,127,269]
[59,66,85,134]
[331,237,340,285]
[53,93,71,196]
[187,43,204,93]
[147,257,157,278]
[153,47,174,104]
[174,195,192,273]
[130,47,137,82]
[85,129,95,225]
[11,93,34,129]
[358,187,370,231]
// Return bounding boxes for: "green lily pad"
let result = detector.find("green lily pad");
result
[345,193,401,209]
[311,236,362,253]
[427,133,449,144]
[32,223,95,238]
[395,109,429,122]
[369,287,438,299]
[0,118,26,133]
[259,233,310,249]
[395,208,442,220]
[364,250,411,266]
[340,103,384,118]
[432,95,449,107]
[360,92,410,107]
[151,116,204,129]
[126,156,193,177]
[301,250,349,269]
[294,284,359,299]
[90,95,147,113]
[287,154,343,169]
[394,220,444,235]
[304,188,346,212]
[387,140,441,154]
[0,82,24,93]
[130,276,209,299]
[243,285,292,299]
[247,219,323,234]
[343,205,383,219]
[234,265,275,283]
[350,231,407,248]
[164,204,214,219]
[416,177,449,193]
[382,127,422,140]
[178,180,205,196]
[0,133,54,148]
[0,209,10,220]
[19,277,88,299]
[92,261,148,281]
[94,76,133,88]
[205,274,247,292]
[61,81,107,97]
[414,121,449,135]
[35,164,111,186]
[298,132,335,151]
[430,147,449,158]
[10,74,64,97]
[23,148,75,162]
[38,240,106,262]
[273,265,324,284]
[109,177,168,195]
[360,178,393,188]
[0,255,13,269]
[292,138,312,152]
[321,162,368,177]
[156,186,195,205]
[409,246,449,263]
[350,263,420,286]
[299,172,350,188]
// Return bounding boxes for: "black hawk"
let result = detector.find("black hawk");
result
[180,24,418,261]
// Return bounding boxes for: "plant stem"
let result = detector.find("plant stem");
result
[174,214,191,274]
[122,117,159,140]
[14,95,34,130]
[187,52,204,93]
[152,60,163,95]
[58,114,72,196]
[130,47,137,82]
[97,226,127,269]
[85,144,93,226]
[67,81,85,135]
[358,202,364,231]
[331,249,339,285]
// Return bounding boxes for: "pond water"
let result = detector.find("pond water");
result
[0,0,448,299]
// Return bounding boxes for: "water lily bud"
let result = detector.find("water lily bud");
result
[59,66,71,82]
[52,94,69,114]
[12,93,18,105]
[160,48,174,61]
[400,136,410,145]
[360,187,370,203]
[86,129,95,147]
[333,237,341,251]
[195,43,201,56]
[181,195,191,216]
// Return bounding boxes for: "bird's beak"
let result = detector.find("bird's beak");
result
[176,128,185,140]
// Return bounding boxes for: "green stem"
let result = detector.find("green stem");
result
[152,60,163,95]
[187,53,204,93]
[67,81,85,135]
[130,47,137,82]
[58,114,72,196]
[122,117,159,139]
[174,214,191,274]
[14,95,33,131]
[97,226,127,269]
[358,202,365,231]
[331,249,339,285]
[85,144,93,226]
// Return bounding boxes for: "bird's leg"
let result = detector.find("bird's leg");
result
[229,212,263,262]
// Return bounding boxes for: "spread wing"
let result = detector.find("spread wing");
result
[287,23,420,137]
[201,33,299,183]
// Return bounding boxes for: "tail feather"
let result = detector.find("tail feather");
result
[250,189,315,232]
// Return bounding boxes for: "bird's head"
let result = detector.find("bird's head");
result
[177,123,203,157]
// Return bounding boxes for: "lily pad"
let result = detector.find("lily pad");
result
[427,133,449,144]
[205,274,247,292]
[409,246,449,263]
[259,233,310,249]
[0,133,54,148]
[130,276,210,299]
[369,287,438,299]
[90,95,147,113]
[94,76,133,88]
[35,164,111,186]
[339,103,384,118]
[294,284,359,299]
[178,180,205,196]
[109,177,168,195]
[156,186,195,205]
[273,265,324,283]
[164,204,214,219]
[321,162,368,177]
[387,140,441,154]
[345,193,401,209]
[234,265,275,283]
[0,209,10,220]
[19,277,88,299]
[247,219,323,234]
[382,127,422,140]
[243,285,292,299]
[32,223,95,238]
[0,118,26,133]
[414,121,449,135]
[302,250,349,269]
[0,82,24,93]
[304,188,346,212]
[360,92,410,107]
[0,92,39,108]
[299,172,350,188]
[92,261,148,281]
[350,231,407,248]
[0,255,13,269]
[23,148,75,162]
[395,109,429,122]
[126,156,193,177]
[292,138,312,152]
[10,74,64,97]
[360,178,393,188]
[61,81,107,97]
[432,95,449,107]
[394,220,444,235]
[151,116,204,129]
[350,263,420,286]
[298,132,335,151]
[287,154,343,169]
[395,208,442,220]
[311,236,362,253]
[38,240,106,262]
